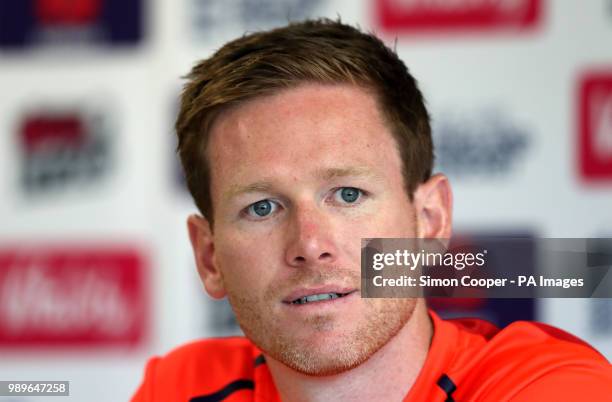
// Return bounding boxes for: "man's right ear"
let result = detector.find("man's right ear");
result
[187,214,226,299]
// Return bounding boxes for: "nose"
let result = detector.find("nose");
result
[284,206,338,268]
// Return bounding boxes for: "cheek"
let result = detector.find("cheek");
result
[356,200,416,239]
[214,231,279,290]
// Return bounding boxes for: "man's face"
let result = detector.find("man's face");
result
[204,84,420,375]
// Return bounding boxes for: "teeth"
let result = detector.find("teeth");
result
[292,292,345,305]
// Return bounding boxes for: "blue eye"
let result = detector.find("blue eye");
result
[336,187,361,203]
[246,200,277,218]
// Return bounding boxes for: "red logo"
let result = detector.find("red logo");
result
[579,72,612,180]
[0,247,147,348]
[22,114,86,152]
[376,0,541,32]
[35,0,102,26]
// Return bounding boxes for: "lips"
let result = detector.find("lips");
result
[282,286,358,305]
[291,292,354,304]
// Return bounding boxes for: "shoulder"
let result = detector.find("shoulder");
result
[131,337,263,402]
[446,318,612,401]
[476,319,609,369]
[153,336,261,374]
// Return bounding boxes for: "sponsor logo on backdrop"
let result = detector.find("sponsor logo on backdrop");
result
[18,107,113,194]
[433,109,530,178]
[376,0,541,32]
[36,0,102,25]
[191,0,323,37]
[0,0,142,48]
[579,72,612,181]
[0,247,146,347]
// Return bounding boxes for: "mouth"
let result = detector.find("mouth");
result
[289,291,354,305]
[283,287,358,306]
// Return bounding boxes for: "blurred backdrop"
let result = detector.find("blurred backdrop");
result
[0,0,611,401]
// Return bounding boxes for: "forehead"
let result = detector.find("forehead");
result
[207,84,403,199]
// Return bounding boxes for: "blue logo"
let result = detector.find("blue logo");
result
[0,0,142,48]
[191,0,323,37]
[433,109,530,178]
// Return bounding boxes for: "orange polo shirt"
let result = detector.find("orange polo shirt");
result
[131,311,612,401]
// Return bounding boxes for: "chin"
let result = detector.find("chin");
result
[274,338,373,377]
[263,311,410,377]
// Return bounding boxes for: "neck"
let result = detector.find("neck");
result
[265,301,433,402]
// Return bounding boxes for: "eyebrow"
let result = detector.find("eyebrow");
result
[314,166,378,181]
[223,166,379,201]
